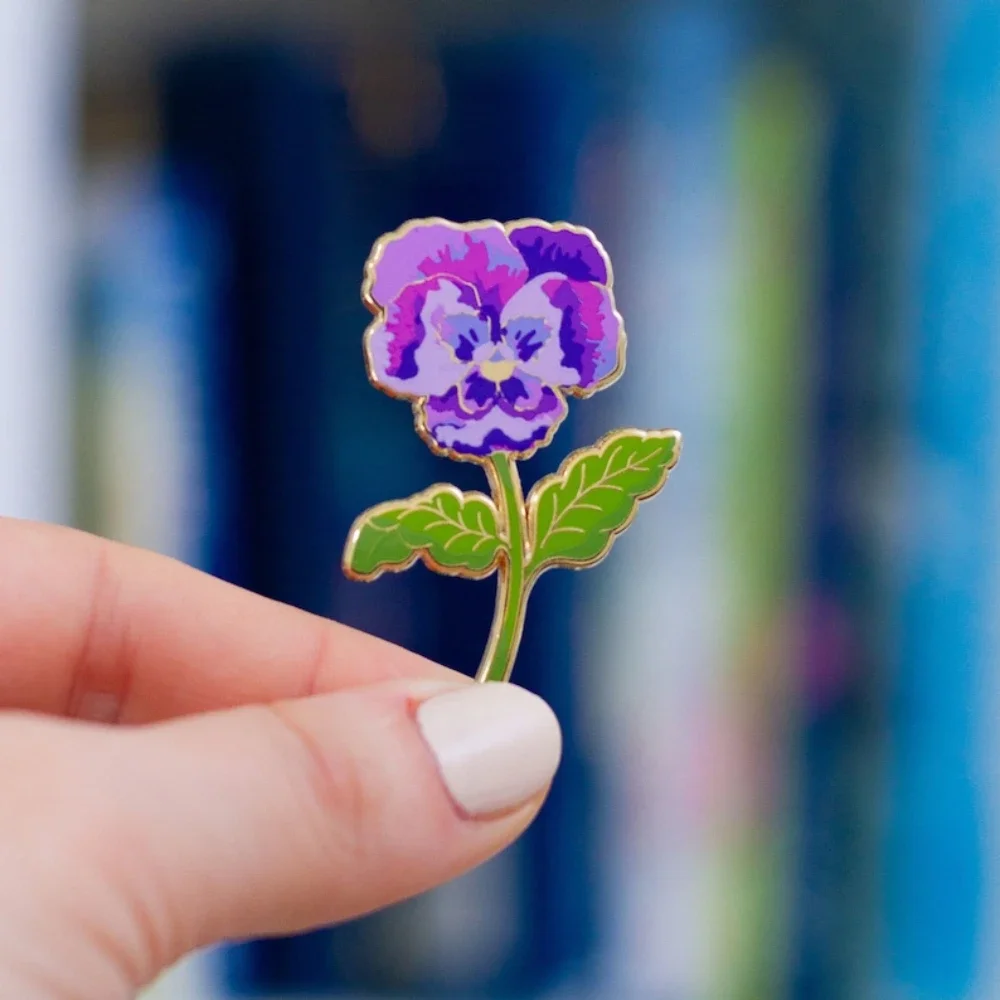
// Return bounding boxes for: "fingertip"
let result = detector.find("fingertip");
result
[415,682,562,818]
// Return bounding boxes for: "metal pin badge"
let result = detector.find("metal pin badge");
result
[342,218,681,683]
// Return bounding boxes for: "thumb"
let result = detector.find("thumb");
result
[0,680,560,999]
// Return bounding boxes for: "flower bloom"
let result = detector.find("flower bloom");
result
[364,218,625,460]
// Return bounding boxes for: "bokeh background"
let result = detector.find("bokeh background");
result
[1,0,995,997]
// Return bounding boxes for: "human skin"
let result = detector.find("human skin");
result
[0,517,560,999]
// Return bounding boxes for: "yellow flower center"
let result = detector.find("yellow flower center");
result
[479,359,517,384]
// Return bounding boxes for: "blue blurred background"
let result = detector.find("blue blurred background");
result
[2,0,996,997]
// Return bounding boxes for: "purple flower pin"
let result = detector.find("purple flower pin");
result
[345,219,681,684]
[363,218,625,459]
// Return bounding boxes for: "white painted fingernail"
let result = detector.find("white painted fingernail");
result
[416,682,562,817]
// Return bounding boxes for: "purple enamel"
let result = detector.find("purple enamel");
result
[365,219,624,458]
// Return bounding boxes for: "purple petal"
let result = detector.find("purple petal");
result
[459,369,499,412]
[456,368,548,417]
[366,275,481,398]
[499,275,624,392]
[499,370,547,412]
[421,385,568,459]
[508,222,609,284]
[367,220,528,312]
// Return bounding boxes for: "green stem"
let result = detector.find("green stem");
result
[476,453,530,683]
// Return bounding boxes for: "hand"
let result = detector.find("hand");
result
[0,518,561,999]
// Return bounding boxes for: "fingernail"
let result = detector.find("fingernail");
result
[416,682,562,817]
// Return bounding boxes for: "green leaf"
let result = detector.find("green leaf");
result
[527,428,681,572]
[343,485,505,581]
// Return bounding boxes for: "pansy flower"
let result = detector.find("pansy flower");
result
[363,218,626,460]
[346,217,681,686]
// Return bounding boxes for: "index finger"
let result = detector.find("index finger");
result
[0,518,459,723]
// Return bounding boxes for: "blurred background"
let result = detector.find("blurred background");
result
[2,0,994,997]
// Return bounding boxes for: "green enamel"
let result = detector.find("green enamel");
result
[527,430,681,573]
[346,486,504,579]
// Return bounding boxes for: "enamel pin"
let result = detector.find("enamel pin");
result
[342,218,681,683]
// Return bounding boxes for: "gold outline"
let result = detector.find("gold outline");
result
[342,484,506,583]
[523,427,683,577]
[359,217,628,466]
